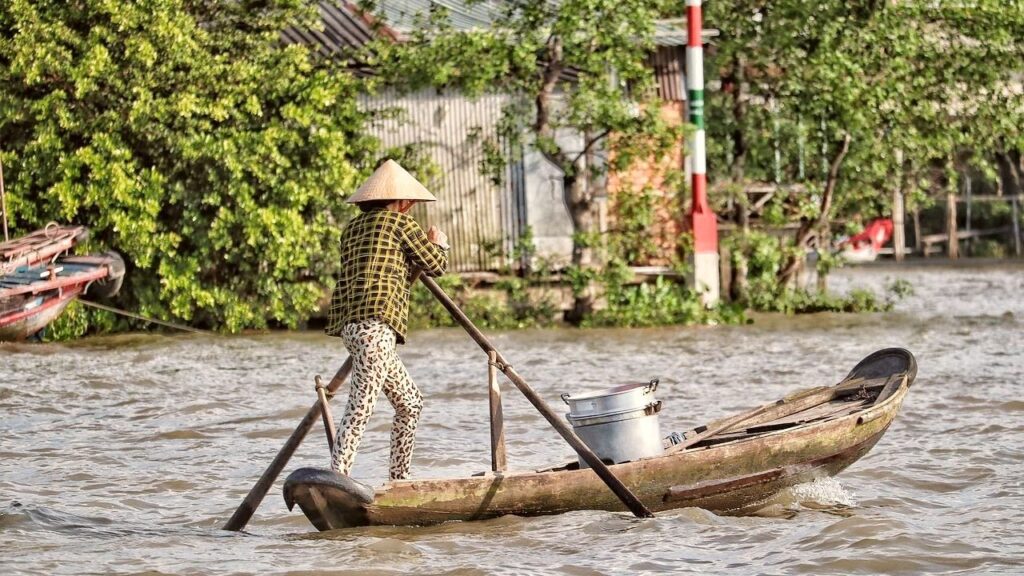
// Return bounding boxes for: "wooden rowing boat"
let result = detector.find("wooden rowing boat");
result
[284,348,916,530]
[1,225,125,341]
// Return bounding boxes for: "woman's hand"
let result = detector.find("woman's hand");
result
[427,226,449,249]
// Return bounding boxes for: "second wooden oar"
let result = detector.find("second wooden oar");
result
[419,275,654,519]
[222,357,353,531]
[314,375,338,452]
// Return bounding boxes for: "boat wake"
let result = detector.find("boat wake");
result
[752,477,858,518]
[789,477,857,508]
[1,501,138,538]
[1,501,205,540]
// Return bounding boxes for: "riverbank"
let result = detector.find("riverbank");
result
[38,256,1021,341]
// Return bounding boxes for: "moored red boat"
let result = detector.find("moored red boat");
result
[1,225,124,341]
[284,348,917,530]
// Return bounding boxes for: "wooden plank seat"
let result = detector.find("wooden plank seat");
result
[921,226,1012,256]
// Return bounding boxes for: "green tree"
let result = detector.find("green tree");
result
[363,0,685,322]
[706,1,1024,297]
[0,0,378,333]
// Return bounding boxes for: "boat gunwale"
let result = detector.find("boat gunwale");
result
[0,262,110,298]
[0,285,84,325]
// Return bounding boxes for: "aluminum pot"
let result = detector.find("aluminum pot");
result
[566,401,664,468]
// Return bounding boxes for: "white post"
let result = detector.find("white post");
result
[1,157,8,243]
[893,149,905,261]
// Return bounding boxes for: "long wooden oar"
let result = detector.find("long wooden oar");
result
[222,358,353,531]
[419,275,654,519]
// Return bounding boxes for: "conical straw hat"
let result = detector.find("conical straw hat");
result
[346,159,437,204]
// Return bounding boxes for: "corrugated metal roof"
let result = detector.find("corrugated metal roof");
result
[285,2,715,90]
[288,2,716,55]
[373,1,714,46]
[282,2,377,56]
[376,0,499,33]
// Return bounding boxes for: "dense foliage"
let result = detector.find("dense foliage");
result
[705,1,1024,301]
[1,0,376,334]
[409,225,746,331]
[7,2,1010,338]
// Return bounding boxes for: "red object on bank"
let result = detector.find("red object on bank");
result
[840,218,894,252]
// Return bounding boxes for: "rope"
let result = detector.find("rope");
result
[78,299,214,335]
[314,375,335,399]
[487,358,512,371]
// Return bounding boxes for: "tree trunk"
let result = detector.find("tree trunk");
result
[563,157,596,324]
[778,133,851,287]
[946,189,959,259]
[532,36,598,324]
[728,54,748,183]
[731,188,750,301]
[731,248,749,302]
[564,166,594,267]
[893,149,906,262]
[726,55,750,302]
[996,150,1022,197]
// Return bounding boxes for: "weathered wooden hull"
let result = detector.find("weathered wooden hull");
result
[0,286,82,341]
[285,349,915,530]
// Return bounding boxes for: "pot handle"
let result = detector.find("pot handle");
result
[645,378,659,393]
[560,393,571,404]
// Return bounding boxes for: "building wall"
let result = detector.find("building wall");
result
[606,101,687,266]
[360,88,583,272]
[359,88,529,272]
[521,130,586,268]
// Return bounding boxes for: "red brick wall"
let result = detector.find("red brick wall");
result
[606,101,687,266]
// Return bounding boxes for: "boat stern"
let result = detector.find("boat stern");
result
[283,467,376,531]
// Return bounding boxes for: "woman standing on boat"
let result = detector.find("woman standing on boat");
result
[325,159,448,480]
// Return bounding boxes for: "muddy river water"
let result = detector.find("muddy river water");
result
[2,262,1022,575]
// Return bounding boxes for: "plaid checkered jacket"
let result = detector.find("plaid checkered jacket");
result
[325,210,448,343]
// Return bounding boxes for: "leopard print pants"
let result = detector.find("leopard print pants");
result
[330,319,423,480]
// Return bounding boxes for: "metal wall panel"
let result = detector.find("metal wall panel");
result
[359,88,526,272]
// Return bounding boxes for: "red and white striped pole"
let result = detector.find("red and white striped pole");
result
[686,0,719,305]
